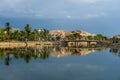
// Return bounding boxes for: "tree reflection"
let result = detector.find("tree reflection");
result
[110,48,120,57]
[0,46,106,66]
[0,48,5,60]
[5,54,11,66]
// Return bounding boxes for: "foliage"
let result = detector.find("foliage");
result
[24,24,31,40]
[39,29,50,41]
[5,22,12,41]
[0,22,108,42]
[66,32,81,41]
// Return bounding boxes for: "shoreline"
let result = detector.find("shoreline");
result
[0,41,56,48]
[0,41,118,48]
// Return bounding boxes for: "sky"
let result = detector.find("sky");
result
[0,0,119,19]
[0,0,120,36]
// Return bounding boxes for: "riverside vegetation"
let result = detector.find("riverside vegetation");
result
[0,22,109,42]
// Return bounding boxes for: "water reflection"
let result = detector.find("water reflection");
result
[0,46,107,66]
[110,48,120,57]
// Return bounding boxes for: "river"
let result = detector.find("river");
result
[0,46,120,80]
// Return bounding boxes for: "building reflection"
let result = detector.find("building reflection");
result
[50,47,106,57]
[0,46,106,66]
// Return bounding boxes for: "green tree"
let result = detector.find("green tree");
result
[39,29,50,41]
[66,33,74,40]
[24,24,31,41]
[73,33,81,40]
[93,34,108,42]
[87,35,93,40]
[0,27,5,41]
[19,30,26,41]
[10,30,21,41]
[5,22,12,41]
[30,29,40,41]
[66,32,81,41]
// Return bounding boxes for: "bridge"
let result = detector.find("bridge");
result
[61,40,100,47]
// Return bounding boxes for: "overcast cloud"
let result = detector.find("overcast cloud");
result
[0,0,119,19]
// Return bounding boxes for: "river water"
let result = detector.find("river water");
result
[0,46,120,80]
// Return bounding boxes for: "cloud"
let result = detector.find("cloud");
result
[0,0,118,19]
[66,15,72,19]
[84,12,106,19]
[62,12,106,19]
[0,0,24,8]
[76,0,98,3]
[68,0,99,4]
[69,0,112,4]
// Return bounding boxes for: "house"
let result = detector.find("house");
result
[71,30,96,40]
[49,30,70,41]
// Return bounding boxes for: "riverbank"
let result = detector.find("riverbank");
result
[0,41,56,48]
[0,41,116,48]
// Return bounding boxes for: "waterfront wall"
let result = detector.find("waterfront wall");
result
[0,42,38,48]
[0,41,57,48]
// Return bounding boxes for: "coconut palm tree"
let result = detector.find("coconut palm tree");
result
[24,24,31,41]
[31,29,40,41]
[39,29,50,41]
[24,24,31,46]
[19,30,26,41]
[5,22,12,41]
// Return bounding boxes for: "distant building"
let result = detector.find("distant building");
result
[71,30,96,40]
[71,30,95,37]
[49,30,70,41]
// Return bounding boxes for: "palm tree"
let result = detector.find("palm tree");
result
[5,22,12,41]
[19,30,26,41]
[24,24,31,46]
[32,29,39,41]
[39,29,50,41]
[24,24,31,41]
